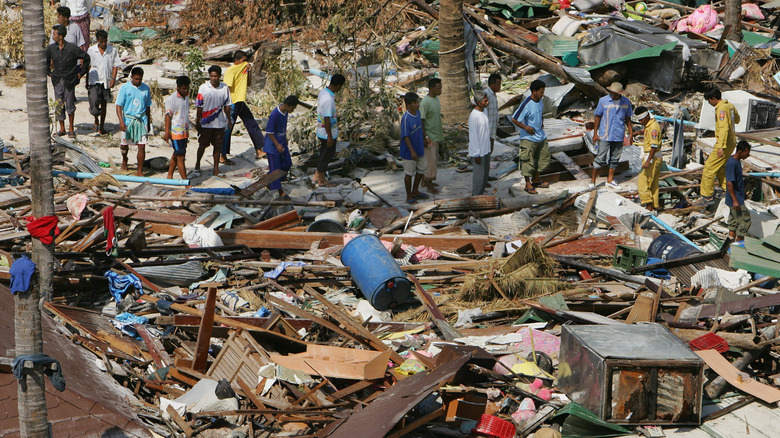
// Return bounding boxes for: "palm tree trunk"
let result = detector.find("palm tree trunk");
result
[724,0,742,42]
[439,0,472,124]
[18,0,55,435]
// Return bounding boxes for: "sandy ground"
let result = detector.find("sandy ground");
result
[0,73,635,212]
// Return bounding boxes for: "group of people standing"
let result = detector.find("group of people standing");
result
[42,2,753,234]
[45,9,299,188]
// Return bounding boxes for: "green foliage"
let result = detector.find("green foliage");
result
[183,47,205,99]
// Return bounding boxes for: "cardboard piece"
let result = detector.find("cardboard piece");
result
[695,349,780,404]
[269,344,391,380]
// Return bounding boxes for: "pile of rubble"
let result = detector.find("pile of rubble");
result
[4,0,780,437]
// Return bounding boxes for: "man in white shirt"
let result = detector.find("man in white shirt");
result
[314,74,345,187]
[50,6,86,51]
[469,90,492,196]
[195,65,232,177]
[87,29,123,134]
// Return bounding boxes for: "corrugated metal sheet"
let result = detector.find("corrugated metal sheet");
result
[134,260,208,287]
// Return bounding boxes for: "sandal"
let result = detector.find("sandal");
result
[406,198,418,204]
[220,158,235,165]
[414,192,430,200]
[533,181,550,188]
[57,130,66,136]
[525,187,538,194]
[67,131,76,138]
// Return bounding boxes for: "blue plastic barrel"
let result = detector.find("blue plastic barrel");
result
[647,234,702,261]
[341,234,410,310]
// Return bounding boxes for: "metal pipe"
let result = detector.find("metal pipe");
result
[649,215,702,251]
[0,168,190,186]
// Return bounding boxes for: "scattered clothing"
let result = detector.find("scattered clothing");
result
[182,223,224,248]
[103,206,117,256]
[105,270,143,302]
[112,312,148,338]
[264,261,307,279]
[12,354,65,392]
[9,255,36,295]
[25,215,60,245]
[66,193,88,220]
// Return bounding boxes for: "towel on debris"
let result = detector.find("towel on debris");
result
[25,216,60,245]
[9,255,36,294]
[105,270,143,302]
[12,354,66,392]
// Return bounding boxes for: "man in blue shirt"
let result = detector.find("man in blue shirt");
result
[726,141,752,243]
[591,82,633,190]
[116,67,152,176]
[264,95,299,199]
[511,80,550,194]
[400,92,428,204]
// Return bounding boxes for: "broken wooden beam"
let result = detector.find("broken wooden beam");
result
[148,224,491,252]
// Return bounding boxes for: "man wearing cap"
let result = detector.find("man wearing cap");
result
[591,82,633,190]
[469,90,492,196]
[698,88,740,204]
[635,106,663,211]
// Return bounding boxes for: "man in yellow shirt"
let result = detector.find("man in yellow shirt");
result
[634,107,663,211]
[222,50,265,163]
[699,88,739,203]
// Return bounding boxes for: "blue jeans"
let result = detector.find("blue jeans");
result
[222,101,264,155]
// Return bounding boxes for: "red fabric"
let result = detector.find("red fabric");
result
[25,216,60,245]
[103,206,117,255]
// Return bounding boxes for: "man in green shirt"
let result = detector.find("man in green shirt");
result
[420,78,443,193]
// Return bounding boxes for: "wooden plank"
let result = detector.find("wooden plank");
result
[193,287,218,372]
[552,152,590,181]
[326,380,374,402]
[410,275,462,341]
[577,191,597,234]
[148,223,491,252]
[113,206,197,225]
[625,292,656,324]
[265,294,369,348]
[238,377,275,422]
[167,405,194,436]
[139,295,307,349]
[238,169,286,197]
[695,349,780,403]
[301,285,404,365]
[697,292,780,318]
[134,323,172,368]
[248,209,300,230]
[379,204,438,235]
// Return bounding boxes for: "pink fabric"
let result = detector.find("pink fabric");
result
[676,5,720,34]
[415,246,440,261]
[66,194,88,220]
[742,3,764,21]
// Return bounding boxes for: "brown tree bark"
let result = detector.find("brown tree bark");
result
[439,0,472,124]
[17,0,55,435]
[724,0,742,42]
